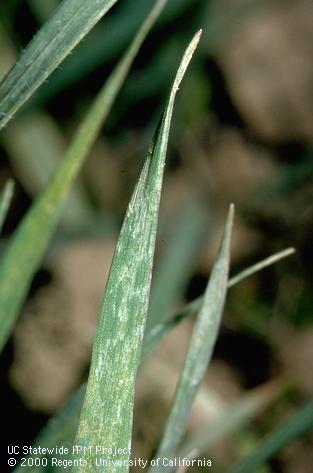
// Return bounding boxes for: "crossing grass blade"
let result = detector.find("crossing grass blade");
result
[0,0,119,130]
[225,397,313,473]
[0,180,14,235]
[0,0,168,353]
[149,204,234,473]
[72,31,202,473]
[142,247,295,359]
[227,248,296,288]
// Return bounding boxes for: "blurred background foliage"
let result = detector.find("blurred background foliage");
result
[0,0,312,472]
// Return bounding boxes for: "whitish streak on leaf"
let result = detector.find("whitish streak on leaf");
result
[149,204,234,473]
[0,0,119,130]
[0,0,167,353]
[72,30,202,473]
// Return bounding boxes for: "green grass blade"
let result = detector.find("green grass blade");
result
[228,248,296,288]
[0,0,119,130]
[72,31,201,473]
[0,180,14,235]
[143,247,295,359]
[0,0,167,353]
[149,204,234,473]
[225,397,313,473]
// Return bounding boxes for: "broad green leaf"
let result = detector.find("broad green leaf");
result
[0,180,14,235]
[0,0,167,353]
[149,204,234,473]
[0,0,119,129]
[72,31,202,473]
[226,397,313,473]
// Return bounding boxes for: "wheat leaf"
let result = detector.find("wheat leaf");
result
[72,30,202,473]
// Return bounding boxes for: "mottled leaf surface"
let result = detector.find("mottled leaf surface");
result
[72,31,202,473]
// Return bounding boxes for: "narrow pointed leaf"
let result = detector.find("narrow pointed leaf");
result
[72,31,202,473]
[149,204,234,473]
[0,0,119,130]
[0,0,167,353]
[0,180,14,235]
[225,397,313,473]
